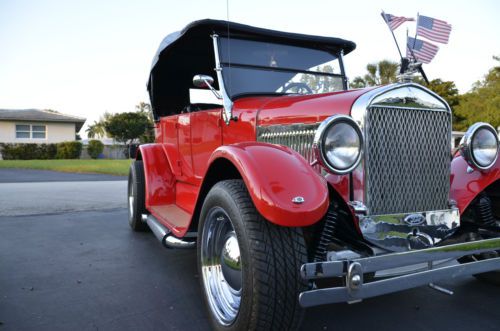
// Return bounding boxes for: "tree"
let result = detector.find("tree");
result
[135,102,155,143]
[453,56,500,131]
[299,65,344,93]
[423,79,465,129]
[135,102,153,120]
[350,60,399,88]
[104,112,150,158]
[87,140,104,159]
[425,79,460,108]
[86,112,112,139]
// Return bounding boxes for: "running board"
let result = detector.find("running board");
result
[143,214,196,249]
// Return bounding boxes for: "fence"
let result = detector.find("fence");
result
[80,145,128,159]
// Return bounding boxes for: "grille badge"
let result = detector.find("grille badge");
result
[403,213,426,226]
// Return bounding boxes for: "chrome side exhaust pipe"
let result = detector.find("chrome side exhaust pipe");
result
[144,214,196,249]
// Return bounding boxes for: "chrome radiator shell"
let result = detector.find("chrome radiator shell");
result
[351,83,456,251]
[351,83,453,215]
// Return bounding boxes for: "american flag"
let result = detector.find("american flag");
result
[417,15,452,44]
[407,37,439,64]
[381,12,415,31]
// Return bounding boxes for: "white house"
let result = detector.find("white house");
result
[0,109,85,144]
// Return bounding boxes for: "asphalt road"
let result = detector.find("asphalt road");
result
[0,169,127,217]
[1,169,499,330]
[0,168,125,183]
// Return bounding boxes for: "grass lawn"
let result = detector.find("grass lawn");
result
[0,159,132,176]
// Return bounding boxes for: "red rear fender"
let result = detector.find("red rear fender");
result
[137,144,175,208]
[208,142,329,226]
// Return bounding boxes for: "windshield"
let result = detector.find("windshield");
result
[218,38,346,98]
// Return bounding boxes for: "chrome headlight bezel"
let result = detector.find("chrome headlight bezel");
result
[313,115,363,174]
[460,122,499,171]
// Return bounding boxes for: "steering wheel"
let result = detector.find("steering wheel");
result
[282,82,313,95]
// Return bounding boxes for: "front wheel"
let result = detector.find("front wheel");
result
[197,180,307,331]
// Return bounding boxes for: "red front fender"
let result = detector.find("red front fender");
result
[450,154,500,213]
[208,142,329,227]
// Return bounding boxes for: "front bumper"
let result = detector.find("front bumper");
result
[299,237,500,307]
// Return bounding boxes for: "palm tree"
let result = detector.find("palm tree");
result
[86,112,112,139]
[86,121,107,139]
[350,60,399,88]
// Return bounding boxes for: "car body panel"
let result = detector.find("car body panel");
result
[450,154,500,213]
[138,144,175,208]
[256,88,373,126]
[208,142,330,226]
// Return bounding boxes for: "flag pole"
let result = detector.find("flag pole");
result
[412,12,419,50]
[406,27,419,63]
[406,27,409,59]
[381,10,403,60]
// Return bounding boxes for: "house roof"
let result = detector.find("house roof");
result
[0,109,86,131]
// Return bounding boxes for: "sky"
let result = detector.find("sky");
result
[0,0,499,136]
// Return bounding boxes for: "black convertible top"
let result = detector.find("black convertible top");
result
[148,19,356,117]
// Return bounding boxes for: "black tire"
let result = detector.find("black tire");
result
[128,160,148,231]
[197,179,308,331]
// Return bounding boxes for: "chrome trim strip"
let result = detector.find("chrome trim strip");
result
[299,256,500,307]
[301,237,500,280]
[212,34,233,125]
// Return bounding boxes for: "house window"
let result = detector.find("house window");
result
[15,124,47,139]
[32,125,46,139]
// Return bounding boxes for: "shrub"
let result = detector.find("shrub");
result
[87,140,104,159]
[0,143,57,160]
[56,141,83,159]
[38,144,57,159]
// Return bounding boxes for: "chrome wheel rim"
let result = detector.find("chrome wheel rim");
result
[201,207,242,326]
[128,180,134,218]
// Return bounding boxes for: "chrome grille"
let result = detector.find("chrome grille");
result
[366,106,451,215]
[257,123,320,166]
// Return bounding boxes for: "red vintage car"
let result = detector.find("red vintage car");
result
[128,19,500,330]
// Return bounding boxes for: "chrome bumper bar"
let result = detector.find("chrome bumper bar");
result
[299,237,500,308]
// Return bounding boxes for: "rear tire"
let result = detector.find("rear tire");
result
[128,160,148,231]
[197,179,308,331]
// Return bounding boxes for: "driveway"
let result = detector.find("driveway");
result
[0,168,125,183]
[0,169,499,330]
[0,169,126,216]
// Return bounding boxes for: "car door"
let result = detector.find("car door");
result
[190,108,223,179]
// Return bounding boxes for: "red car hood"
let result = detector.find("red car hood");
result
[256,87,378,126]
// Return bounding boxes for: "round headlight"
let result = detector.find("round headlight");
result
[314,115,363,174]
[460,122,499,170]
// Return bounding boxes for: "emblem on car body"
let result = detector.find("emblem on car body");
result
[292,196,305,204]
[403,213,426,226]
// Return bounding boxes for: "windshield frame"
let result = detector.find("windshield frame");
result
[217,37,348,100]
[212,34,349,124]
[216,35,348,100]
